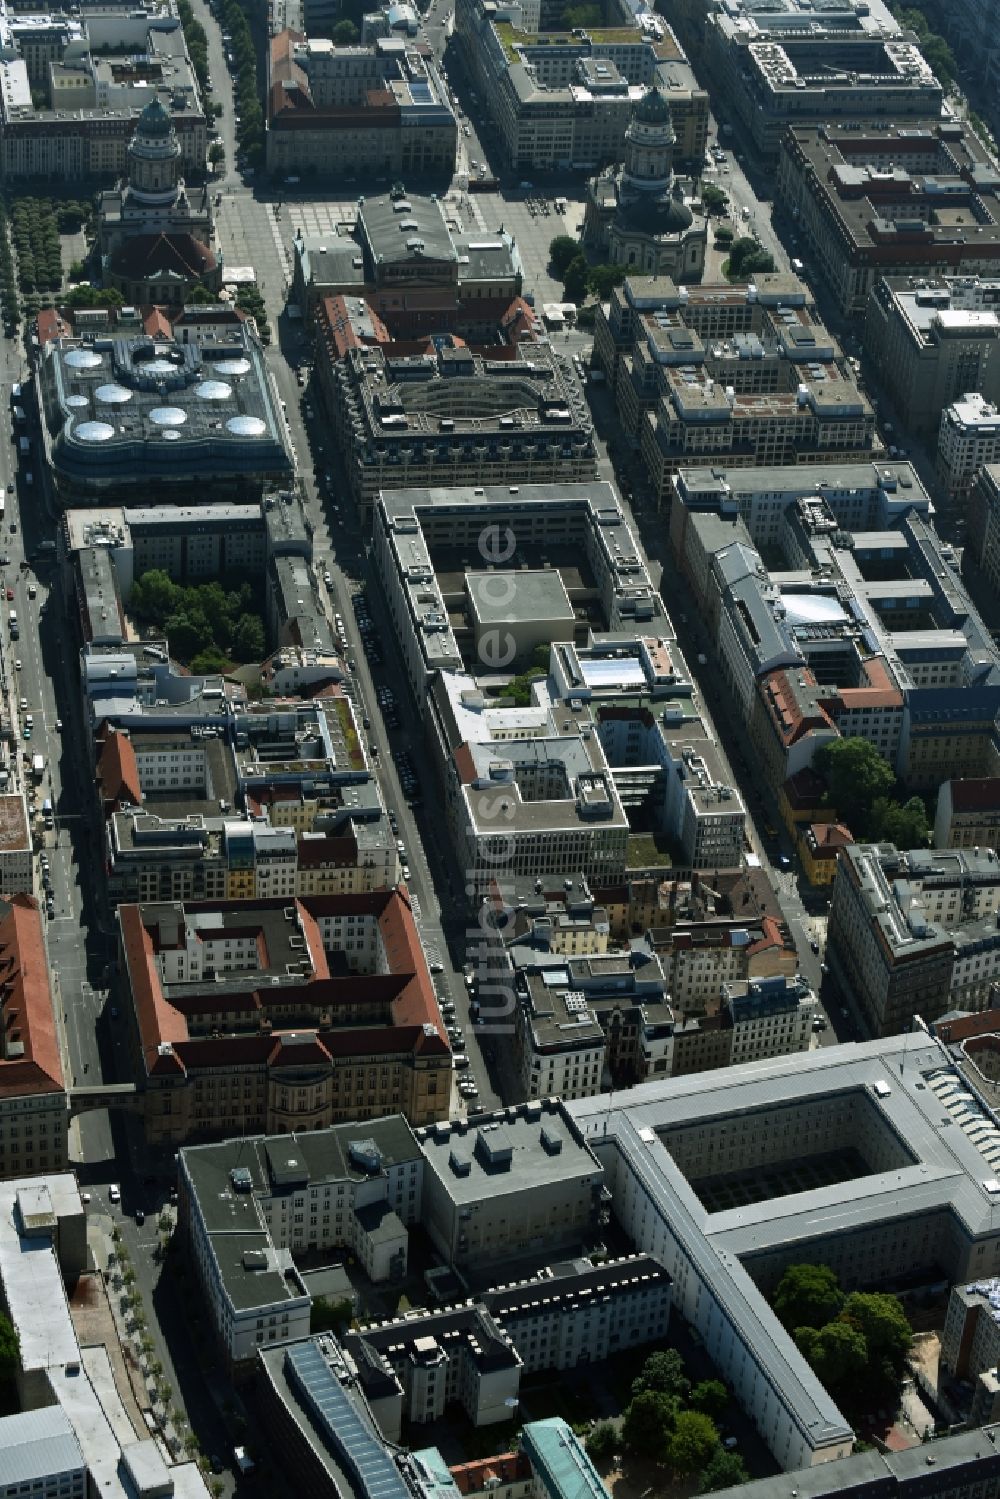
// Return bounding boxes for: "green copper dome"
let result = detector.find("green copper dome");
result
[137,98,173,138]
[633,86,672,126]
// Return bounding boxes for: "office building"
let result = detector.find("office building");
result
[417,1098,607,1269]
[569,1032,1000,1470]
[37,323,292,500]
[776,121,1000,318]
[0,2,207,180]
[0,1172,210,1497]
[345,1310,522,1436]
[863,276,1000,441]
[0,896,67,1181]
[179,1117,422,1371]
[328,341,594,519]
[0,793,32,893]
[593,274,873,502]
[267,30,457,180]
[827,843,1000,1035]
[454,0,707,176]
[0,1408,85,1499]
[346,1253,670,1437]
[705,0,939,160]
[373,481,663,705]
[937,393,1000,520]
[118,890,452,1144]
[970,465,1000,596]
[299,193,523,335]
[671,462,1000,794]
[935,778,1000,851]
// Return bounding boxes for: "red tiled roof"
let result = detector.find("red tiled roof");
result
[454,743,477,785]
[111,232,216,281]
[96,728,143,814]
[451,1455,531,1495]
[142,307,172,338]
[0,896,64,1097]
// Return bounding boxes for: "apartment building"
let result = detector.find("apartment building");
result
[722,975,814,1065]
[514,951,672,1097]
[827,843,1000,1035]
[0,4,207,180]
[776,121,1000,319]
[328,341,595,519]
[0,897,67,1182]
[178,1118,422,1372]
[935,778,1000,851]
[454,0,707,175]
[648,911,798,1014]
[937,393,1000,520]
[864,276,1000,441]
[118,890,451,1144]
[267,30,456,180]
[705,0,939,160]
[417,1099,607,1269]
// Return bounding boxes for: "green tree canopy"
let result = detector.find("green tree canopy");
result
[549,234,581,277]
[232,613,266,663]
[311,1296,353,1334]
[689,1380,728,1420]
[799,1319,869,1394]
[585,1421,618,1462]
[870,794,930,848]
[588,263,627,299]
[621,1390,677,1464]
[701,184,728,214]
[773,1263,845,1332]
[0,1310,18,1383]
[814,737,895,830]
[331,17,359,40]
[667,1411,719,1477]
[841,1292,912,1374]
[727,237,776,280]
[631,1348,691,1402]
[563,254,590,303]
[699,1449,749,1492]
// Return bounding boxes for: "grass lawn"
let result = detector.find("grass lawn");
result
[626,833,673,869]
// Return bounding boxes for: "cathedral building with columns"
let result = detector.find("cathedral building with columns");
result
[98,99,220,306]
[583,86,706,283]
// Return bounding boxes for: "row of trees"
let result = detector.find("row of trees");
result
[814,737,931,846]
[773,1263,913,1408]
[585,1350,749,1493]
[220,0,265,169]
[891,4,957,89]
[130,570,266,669]
[548,234,627,304]
[0,202,19,331]
[11,197,62,294]
[177,0,212,104]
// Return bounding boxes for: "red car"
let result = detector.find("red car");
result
[5,588,12,601]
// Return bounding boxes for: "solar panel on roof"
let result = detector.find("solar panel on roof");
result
[286,1342,411,1499]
